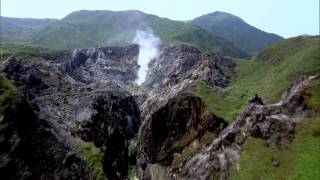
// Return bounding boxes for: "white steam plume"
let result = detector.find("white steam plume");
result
[132,29,160,85]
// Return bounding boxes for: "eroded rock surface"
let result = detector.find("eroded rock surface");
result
[80,92,141,179]
[143,44,235,95]
[137,93,227,179]
[140,44,235,119]
[1,44,141,179]
[61,45,139,87]
[137,44,235,179]
[0,78,94,179]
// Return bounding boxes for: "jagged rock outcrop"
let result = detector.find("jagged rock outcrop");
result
[178,76,318,180]
[137,44,235,179]
[0,76,94,179]
[61,44,139,87]
[140,44,235,118]
[1,44,141,179]
[137,92,227,179]
[143,44,235,94]
[80,92,141,179]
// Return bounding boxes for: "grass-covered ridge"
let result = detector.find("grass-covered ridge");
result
[192,11,283,54]
[60,10,249,58]
[0,43,68,62]
[195,36,320,122]
[230,116,320,180]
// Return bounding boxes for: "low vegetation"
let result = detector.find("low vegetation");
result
[78,142,105,180]
[303,78,320,113]
[195,36,320,122]
[0,74,21,116]
[194,36,320,180]
[0,74,25,132]
[172,26,249,58]
[0,43,67,62]
[230,116,320,180]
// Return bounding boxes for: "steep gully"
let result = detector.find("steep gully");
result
[1,43,318,179]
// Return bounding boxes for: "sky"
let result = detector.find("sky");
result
[1,0,319,38]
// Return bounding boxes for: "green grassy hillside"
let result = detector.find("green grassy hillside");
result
[195,36,320,122]
[229,78,320,179]
[230,116,320,180]
[1,10,249,58]
[0,74,22,119]
[41,10,249,57]
[0,43,68,62]
[0,17,57,43]
[192,11,284,54]
[29,21,99,49]
[194,35,319,180]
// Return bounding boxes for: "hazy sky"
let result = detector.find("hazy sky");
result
[1,0,319,38]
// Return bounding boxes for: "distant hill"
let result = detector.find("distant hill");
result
[1,10,284,58]
[0,10,251,58]
[0,17,57,42]
[192,11,284,54]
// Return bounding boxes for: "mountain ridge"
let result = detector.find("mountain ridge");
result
[1,10,284,57]
[0,16,58,42]
[192,11,284,54]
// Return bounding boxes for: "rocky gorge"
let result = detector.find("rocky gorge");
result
[0,36,319,180]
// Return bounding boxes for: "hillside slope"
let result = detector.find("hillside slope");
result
[1,10,252,58]
[195,36,320,122]
[36,10,249,57]
[192,11,284,54]
[173,36,319,179]
[0,17,57,42]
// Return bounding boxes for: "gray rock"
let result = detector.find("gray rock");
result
[2,44,141,179]
[61,45,139,87]
[136,44,236,179]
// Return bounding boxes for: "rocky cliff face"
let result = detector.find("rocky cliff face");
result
[61,45,139,87]
[1,44,141,179]
[137,44,237,179]
[138,93,227,179]
[0,75,94,179]
[143,44,234,94]
[80,91,141,179]
[140,44,235,118]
